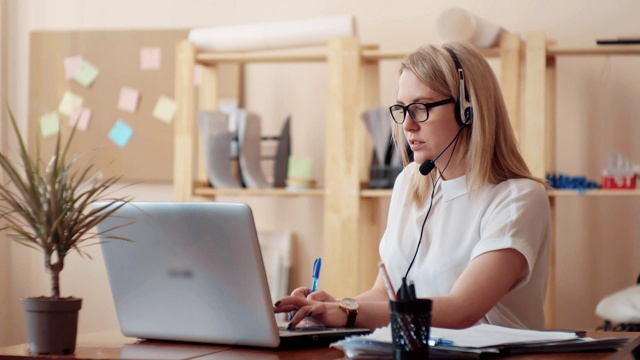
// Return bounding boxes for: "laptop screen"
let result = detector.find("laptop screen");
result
[97,202,281,347]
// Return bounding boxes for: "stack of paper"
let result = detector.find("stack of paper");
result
[331,324,630,359]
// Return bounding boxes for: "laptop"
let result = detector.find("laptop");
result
[97,201,369,348]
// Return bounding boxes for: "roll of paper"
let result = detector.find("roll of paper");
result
[436,8,503,48]
[188,15,356,52]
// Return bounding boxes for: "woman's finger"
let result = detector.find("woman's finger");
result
[290,287,311,298]
[306,290,335,302]
[287,304,315,330]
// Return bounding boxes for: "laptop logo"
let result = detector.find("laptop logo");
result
[168,268,194,279]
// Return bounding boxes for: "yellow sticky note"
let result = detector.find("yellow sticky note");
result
[287,156,313,180]
[58,91,84,116]
[73,60,99,88]
[152,95,177,124]
[40,112,60,138]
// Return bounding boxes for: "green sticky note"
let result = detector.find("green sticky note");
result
[287,156,313,179]
[152,95,177,124]
[40,112,60,138]
[58,90,84,116]
[73,60,99,88]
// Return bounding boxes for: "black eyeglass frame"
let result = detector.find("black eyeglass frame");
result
[388,98,455,124]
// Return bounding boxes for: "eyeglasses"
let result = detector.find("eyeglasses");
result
[388,98,455,124]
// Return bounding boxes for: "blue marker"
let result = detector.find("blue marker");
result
[310,257,322,293]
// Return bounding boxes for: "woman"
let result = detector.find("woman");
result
[274,41,550,330]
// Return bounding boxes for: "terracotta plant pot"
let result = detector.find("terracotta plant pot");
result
[21,297,82,354]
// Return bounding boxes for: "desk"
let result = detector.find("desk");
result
[0,331,637,360]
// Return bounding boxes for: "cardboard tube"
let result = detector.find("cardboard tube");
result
[189,15,356,52]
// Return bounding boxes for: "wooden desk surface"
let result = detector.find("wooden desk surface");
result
[0,331,637,360]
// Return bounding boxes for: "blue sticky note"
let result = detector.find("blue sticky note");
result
[108,119,133,148]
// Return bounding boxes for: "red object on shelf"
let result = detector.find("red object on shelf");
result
[602,174,637,189]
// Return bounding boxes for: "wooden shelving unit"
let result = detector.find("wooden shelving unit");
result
[524,32,640,328]
[173,33,523,299]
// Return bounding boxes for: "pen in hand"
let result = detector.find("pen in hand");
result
[310,257,321,293]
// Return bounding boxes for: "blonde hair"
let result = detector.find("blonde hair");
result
[392,41,543,204]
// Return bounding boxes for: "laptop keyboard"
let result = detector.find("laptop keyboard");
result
[278,325,328,333]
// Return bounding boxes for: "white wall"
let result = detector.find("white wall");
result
[1,0,640,346]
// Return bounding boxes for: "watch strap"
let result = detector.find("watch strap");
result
[345,309,357,328]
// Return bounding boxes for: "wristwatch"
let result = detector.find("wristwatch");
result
[338,298,359,328]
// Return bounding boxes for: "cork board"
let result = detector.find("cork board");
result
[28,29,189,182]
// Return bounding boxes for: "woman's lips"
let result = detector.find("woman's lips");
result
[409,139,425,151]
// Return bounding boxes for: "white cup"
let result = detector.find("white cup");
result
[436,7,504,48]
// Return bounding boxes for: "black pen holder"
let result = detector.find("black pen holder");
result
[389,298,432,360]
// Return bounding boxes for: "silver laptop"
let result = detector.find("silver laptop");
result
[97,202,369,348]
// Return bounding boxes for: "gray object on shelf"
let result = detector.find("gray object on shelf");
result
[273,116,291,188]
[197,110,242,188]
[237,110,271,189]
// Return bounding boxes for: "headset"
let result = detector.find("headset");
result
[418,47,474,176]
[446,47,474,127]
[405,46,474,281]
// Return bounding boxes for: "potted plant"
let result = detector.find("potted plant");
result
[0,110,131,354]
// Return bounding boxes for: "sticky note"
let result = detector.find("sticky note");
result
[40,112,60,138]
[117,87,140,112]
[64,56,83,80]
[194,64,203,86]
[287,156,313,179]
[58,91,84,116]
[69,107,92,132]
[108,120,134,148]
[73,60,99,88]
[152,95,177,124]
[140,47,161,70]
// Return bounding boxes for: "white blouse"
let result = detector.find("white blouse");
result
[379,163,551,329]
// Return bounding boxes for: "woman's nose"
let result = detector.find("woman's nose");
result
[402,113,419,131]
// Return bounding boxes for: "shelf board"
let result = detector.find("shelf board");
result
[196,51,327,64]
[193,183,325,197]
[360,189,393,198]
[361,47,500,62]
[548,44,640,56]
[548,189,640,197]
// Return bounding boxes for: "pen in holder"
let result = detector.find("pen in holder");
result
[389,298,433,360]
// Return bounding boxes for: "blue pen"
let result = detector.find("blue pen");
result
[310,257,322,292]
[429,337,454,347]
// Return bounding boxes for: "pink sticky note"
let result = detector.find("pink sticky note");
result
[194,64,203,86]
[117,87,140,112]
[68,107,92,132]
[64,56,84,80]
[140,47,161,70]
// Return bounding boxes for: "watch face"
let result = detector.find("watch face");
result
[340,298,358,310]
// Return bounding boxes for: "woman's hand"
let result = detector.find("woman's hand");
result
[290,287,337,302]
[273,295,347,329]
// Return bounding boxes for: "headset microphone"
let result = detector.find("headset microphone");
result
[418,123,466,176]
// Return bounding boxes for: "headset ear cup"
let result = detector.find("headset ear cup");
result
[464,106,473,126]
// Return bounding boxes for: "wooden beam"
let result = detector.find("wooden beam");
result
[523,32,547,178]
[499,32,522,141]
[174,40,196,201]
[323,37,362,298]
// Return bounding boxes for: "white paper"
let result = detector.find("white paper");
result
[189,15,356,52]
[360,324,577,348]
